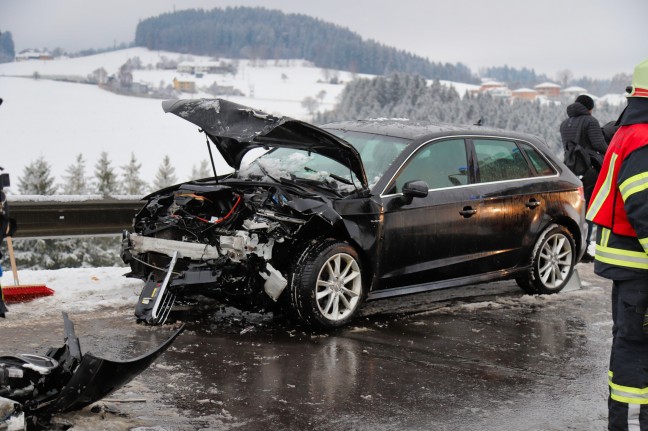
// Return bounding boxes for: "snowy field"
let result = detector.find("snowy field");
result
[0,47,480,188]
[0,48,358,186]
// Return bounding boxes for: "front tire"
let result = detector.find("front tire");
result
[516,224,576,294]
[289,239,365,329]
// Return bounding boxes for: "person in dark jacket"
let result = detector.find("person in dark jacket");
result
[586,58,648,431]
[560,94,608,262]
[0,169,15,318]
[602,120,620,145]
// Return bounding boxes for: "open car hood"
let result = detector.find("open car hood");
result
[162,98,368,188]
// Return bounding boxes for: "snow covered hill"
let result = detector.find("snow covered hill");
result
[0,48,480,190]
[0,48,350,186]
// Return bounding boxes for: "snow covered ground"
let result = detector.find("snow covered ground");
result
[1,266,142,321]
[0,262,589,324]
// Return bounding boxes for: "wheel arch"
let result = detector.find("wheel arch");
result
[551,214,585,257]
[294,217,373,280]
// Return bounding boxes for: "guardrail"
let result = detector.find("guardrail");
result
[7,195,145,239]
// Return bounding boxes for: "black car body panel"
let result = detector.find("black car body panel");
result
[122,99,587,326]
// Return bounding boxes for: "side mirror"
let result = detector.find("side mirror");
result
[401,180,428,204]
[0,173,9,189]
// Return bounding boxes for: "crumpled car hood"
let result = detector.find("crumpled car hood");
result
[162,98,368,188]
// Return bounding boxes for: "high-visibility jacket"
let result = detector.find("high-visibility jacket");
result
[587,123,648,236]
[586,123,648,273]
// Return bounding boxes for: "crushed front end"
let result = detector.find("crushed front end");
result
[121,180,342,324]
[123,98,370,325]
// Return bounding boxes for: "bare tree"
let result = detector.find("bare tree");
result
[555,69,573,87]
[301,96,320,117]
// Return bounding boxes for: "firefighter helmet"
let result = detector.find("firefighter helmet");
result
[628,58,648,98]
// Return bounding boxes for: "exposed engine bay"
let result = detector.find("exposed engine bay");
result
[121,179,348,324]
[0,313,183,430]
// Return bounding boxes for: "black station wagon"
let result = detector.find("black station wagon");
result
[121,98,587,329]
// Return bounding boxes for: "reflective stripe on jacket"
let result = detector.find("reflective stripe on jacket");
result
[596,227,648,271]
[587,123,648,237]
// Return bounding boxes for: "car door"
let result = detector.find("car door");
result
[377,138,485,291]
[469,137,550,271]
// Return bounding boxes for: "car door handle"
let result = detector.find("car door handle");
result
[525,198,541,209]
[459,206,477,218]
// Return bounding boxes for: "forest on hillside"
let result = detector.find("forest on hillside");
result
[134,7,477,83]
[318,73,624,156]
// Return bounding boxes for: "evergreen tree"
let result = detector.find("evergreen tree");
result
[94,151,120,195]
[318,73,623,157]
[61,153,90,194]
[121,152,147,195]
[18,156,57,195]
[191,160,212,179]
[153,155,178,189]
[10,154,121,270]
[0,30,15,63]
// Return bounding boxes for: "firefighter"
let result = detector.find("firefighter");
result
[586,58,648,430]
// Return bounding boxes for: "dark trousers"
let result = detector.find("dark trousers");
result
[0,287,6,317]
[609,279,648,430]
[584,173,596,245]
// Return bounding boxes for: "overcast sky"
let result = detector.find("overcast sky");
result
[1,0,646,80]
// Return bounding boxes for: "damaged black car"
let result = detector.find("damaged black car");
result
[121,98,587,329]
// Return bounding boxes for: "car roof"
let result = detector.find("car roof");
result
[321,119,545,145]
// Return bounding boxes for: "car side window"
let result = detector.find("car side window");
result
[474,139,532,183]
[392,139,468,193]
[518,142,556,176]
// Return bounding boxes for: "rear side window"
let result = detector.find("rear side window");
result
[474,139,532,183]
[518,142,556,176]
[391,139,468,193]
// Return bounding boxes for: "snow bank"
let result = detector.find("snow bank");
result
[1,267,143,320]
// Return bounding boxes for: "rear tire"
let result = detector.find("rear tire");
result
[288,239,365,329]
[516,224,576,294]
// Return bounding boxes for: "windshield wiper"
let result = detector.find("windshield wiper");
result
[329,173,353,185]
[282,175,343,198]
[254,160,280,183]
[304,165,353,186]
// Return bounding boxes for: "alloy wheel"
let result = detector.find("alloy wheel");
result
[537,232,573,289]
[315,253,362,322]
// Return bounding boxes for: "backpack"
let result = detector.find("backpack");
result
[563,117,604,176]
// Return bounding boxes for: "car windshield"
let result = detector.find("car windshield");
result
[239,147,359,194]
[327,130,410,188]
[238,130,410,193]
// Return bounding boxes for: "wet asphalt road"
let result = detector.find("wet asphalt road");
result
[1,262,612,431]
